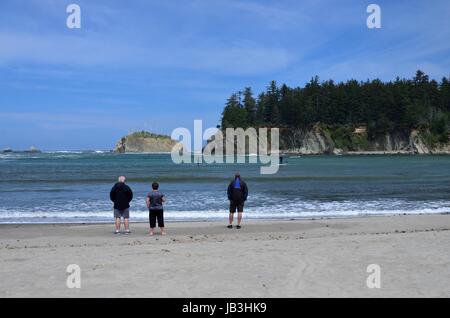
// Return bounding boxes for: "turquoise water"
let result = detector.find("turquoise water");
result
[0,152,449,223]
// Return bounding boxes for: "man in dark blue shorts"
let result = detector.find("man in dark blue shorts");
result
[110,176,133,234]
[227,172,248,229]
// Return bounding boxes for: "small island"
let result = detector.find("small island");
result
[24,146,41,153]
[115,131,180,153]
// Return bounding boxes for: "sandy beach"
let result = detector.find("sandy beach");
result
[0,214,449,298]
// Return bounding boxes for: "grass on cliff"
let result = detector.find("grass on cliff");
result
[419,115,449,148]
[320,124,369,151]
[127,131,172,140]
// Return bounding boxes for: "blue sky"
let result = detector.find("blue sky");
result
[1,0,449,150]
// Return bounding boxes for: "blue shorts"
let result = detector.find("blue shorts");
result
[114,208,130,219]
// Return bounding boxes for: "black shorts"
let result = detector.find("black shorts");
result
[229,201,244,213]
[149,209,164,228]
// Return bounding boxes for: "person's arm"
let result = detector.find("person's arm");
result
[128,186,133,202]
[227,182,232,200]
[243,182,248,201]
[145,196,150,209]
[110,186,116,202]
[161,195,166,203]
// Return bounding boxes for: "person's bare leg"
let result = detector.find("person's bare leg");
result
[237,212,243,226]
[115,218,121,232]
[228,213,234,225]
[124,218,130,232]
[149,228,155,236]
[160,227,166,235]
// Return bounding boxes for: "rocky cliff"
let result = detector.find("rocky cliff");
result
[115,131,180,153]
[280,126,450,155]
[206,125,450,155]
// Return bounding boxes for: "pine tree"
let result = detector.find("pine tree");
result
[264,81,280,125]
[279,84,293,126]
[440,77,450,112]
[243,87,257,127]
[221,93,248,128]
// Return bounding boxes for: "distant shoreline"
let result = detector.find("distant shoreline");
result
[284,151,450,156]
[3,150,450,155]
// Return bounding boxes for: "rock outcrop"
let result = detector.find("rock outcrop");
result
[25,146,41,153]
[115,131,180,153]
[280,125,334,154]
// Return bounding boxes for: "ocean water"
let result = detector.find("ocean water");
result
[0,152,449,223]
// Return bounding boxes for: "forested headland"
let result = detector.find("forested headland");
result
[219,70,450,153]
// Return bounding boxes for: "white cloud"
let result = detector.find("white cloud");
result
[0,29,292,76]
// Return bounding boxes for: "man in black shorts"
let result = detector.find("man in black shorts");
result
[227,172,248,229]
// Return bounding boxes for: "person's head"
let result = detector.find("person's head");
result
[152,182,159,190]
[118,176,126,183]
[234,172,241,179]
